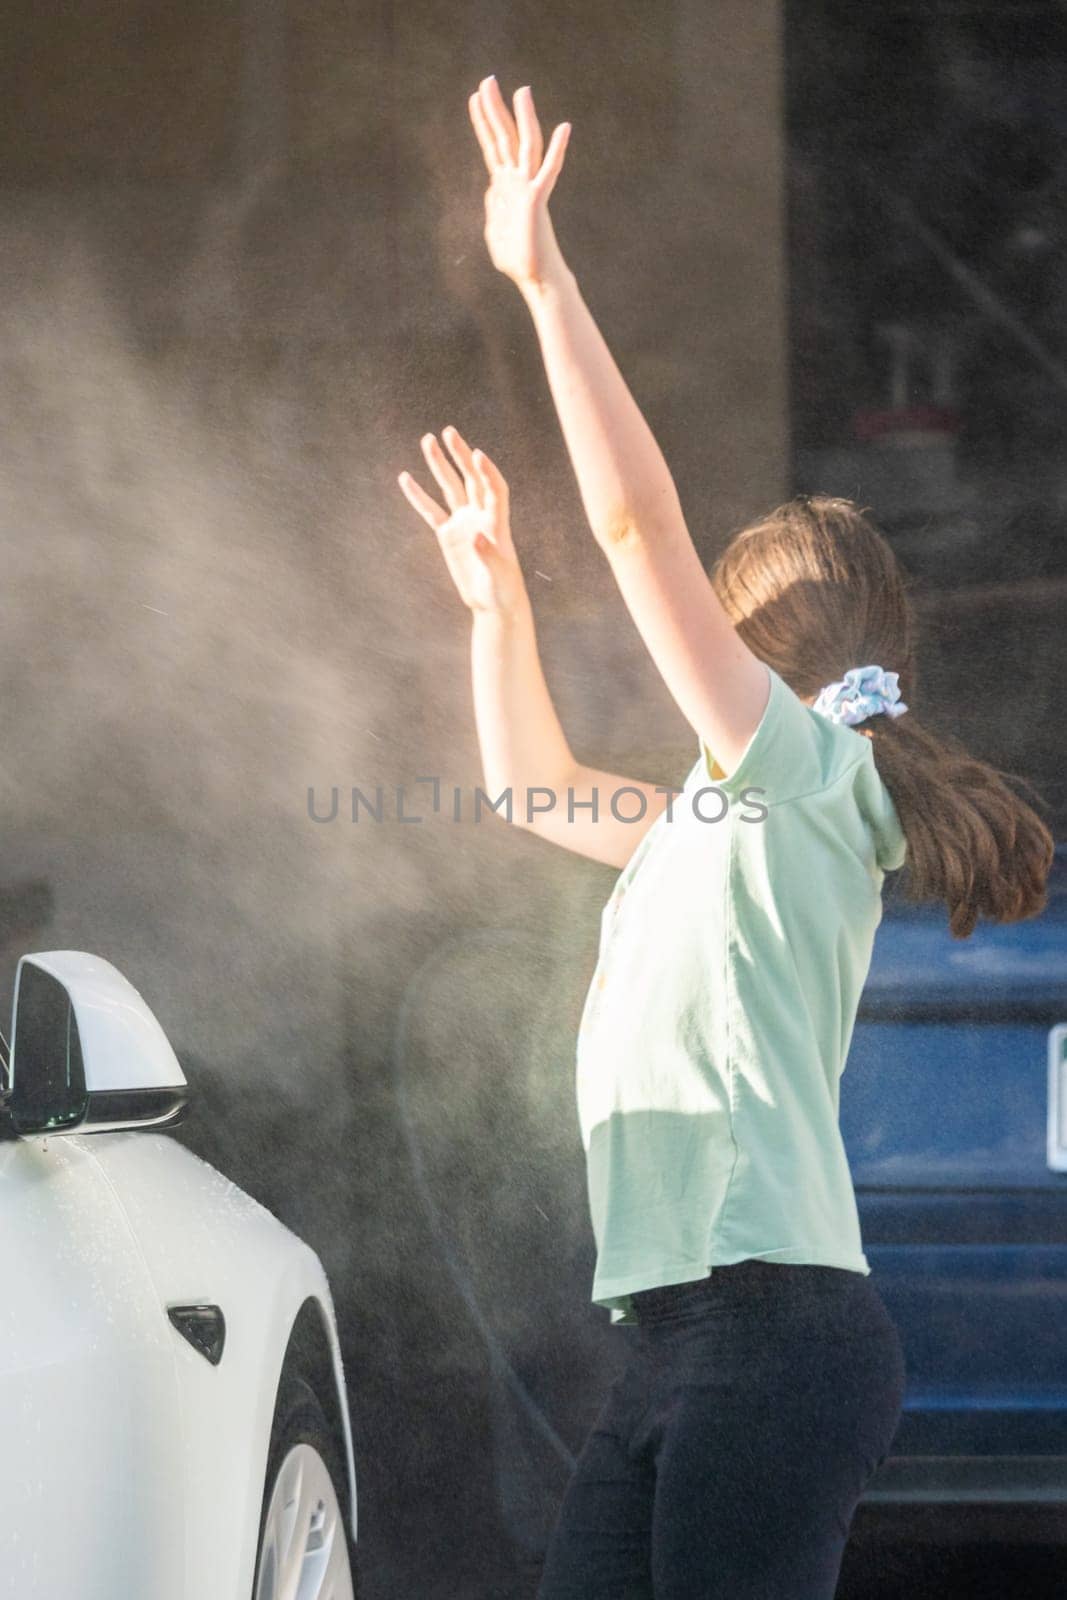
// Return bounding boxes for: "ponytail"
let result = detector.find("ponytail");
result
[712,492,1056,938]
[866,714,1054,940]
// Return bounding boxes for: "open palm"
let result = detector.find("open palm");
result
[468,78,571,287]
[397,426,525,615]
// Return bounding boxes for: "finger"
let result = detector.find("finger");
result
[514,85,543,178]
[397,470,448,530]
[472,448,509,509]
[469,529,510,583]
[421,431,466,512]
[479,75,518,165]
[441,425,482,502]
[469,450,495,511]
[468,90,500,175]
[533,122,571,199]
[472,450,516,558]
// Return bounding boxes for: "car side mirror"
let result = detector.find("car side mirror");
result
[8,952,188,1138]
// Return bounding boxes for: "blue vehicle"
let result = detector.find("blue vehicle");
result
[845,845,1067,1525]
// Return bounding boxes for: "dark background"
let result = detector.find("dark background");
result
[0,2,1064,1595]
[789,0,1067,839]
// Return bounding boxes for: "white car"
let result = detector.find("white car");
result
[0,949,359,1600]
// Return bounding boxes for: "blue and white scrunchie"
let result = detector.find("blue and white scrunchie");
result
[811,664,907,727]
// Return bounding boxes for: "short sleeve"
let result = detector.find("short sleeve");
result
[854,744,908,872]
[699,666,830,806]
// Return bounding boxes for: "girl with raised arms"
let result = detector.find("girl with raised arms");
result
[397,77,1053,1600]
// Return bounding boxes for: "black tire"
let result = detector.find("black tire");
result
[251,1374,359,1599]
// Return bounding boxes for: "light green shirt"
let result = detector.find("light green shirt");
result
[575,665,907,1325]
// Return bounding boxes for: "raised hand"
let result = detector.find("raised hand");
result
[468,77,571,288]
[397,427,527,615]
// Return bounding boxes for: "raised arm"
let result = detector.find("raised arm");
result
[468,77,770,777]
[397,428,670,868]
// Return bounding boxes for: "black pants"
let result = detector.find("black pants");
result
[537,1259,905,1600]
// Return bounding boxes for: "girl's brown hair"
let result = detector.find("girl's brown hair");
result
[711,495,1054,939]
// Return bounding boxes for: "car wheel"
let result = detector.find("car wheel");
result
[252,1377,357,1600]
